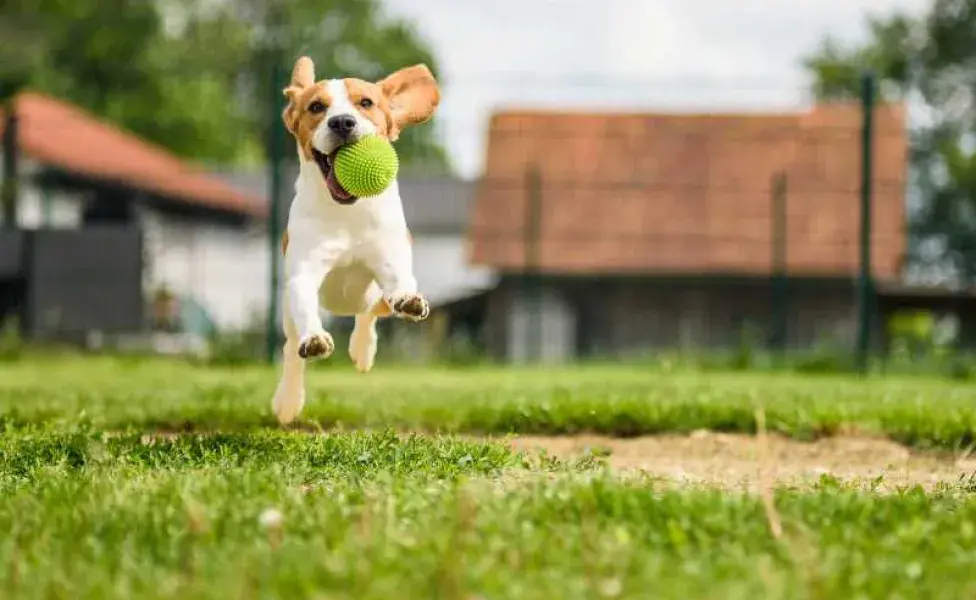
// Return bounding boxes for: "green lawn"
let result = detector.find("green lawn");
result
[1,357,976,598]
[3,357,976,448]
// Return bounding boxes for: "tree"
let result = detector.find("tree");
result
[0,0,249,162]
[0,0,448,170]
[803,2,976,285]
[186,0,450,171]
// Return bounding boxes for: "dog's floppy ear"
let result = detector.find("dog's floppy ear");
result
[378,64,440,142]
[282,56,316,134]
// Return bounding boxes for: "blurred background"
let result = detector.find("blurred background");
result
[0,0,973,370]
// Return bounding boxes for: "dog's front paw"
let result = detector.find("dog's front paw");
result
[390,294,430,322]
[298,331,335,360]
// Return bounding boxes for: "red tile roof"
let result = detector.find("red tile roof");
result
[469,103,908,280]
[0,92,264,217]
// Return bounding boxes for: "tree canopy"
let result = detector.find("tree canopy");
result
[0,0,448,171]
[803,1,976,284]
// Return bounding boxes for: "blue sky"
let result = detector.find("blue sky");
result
[381,0,931,177]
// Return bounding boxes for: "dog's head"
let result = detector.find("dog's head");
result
[281,56,440,204]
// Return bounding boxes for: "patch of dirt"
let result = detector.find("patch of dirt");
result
[130,428,976,491]
[501,431,976,491]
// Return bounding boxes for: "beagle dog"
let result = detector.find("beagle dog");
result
[271,56,439,424]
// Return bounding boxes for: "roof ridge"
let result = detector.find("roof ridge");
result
[13,91,200,175]
[2,90,264,217]
[489,101,907,122]
[491,109,802,118]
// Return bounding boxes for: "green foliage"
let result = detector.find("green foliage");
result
[0,0,448,169]
[0,0,248,162]
[888,310,940,359]
[438,331,492,368]
[0,315,24,362]
[790,346,858,375]
[803,14,919,101]
[882,310,975,379]
[802,2,976,280]
[203,328,266,367]
[730,321,764,370]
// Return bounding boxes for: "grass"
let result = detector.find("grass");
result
[1,356,976,598]
[2,356,976,448]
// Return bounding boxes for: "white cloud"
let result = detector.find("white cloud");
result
[605,2,752,79]
[381,0,931,176]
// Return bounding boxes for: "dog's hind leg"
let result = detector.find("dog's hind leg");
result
[348,288,390,373]
[349,312,378,373]
[272,290,307,424]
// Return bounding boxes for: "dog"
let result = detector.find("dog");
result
[271,56,440,424]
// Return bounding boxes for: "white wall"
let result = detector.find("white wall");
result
[0,157,271,331]
[140,228,492,333]
[17,186,84,229]
[0,159,84,229]
[2,167,489,331]
[506,286,577,364]
[141,209,271,331]
[411,233,497,306]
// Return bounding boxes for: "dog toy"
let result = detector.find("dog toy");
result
[334,136,400,198]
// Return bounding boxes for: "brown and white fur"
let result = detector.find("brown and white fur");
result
[271,56,439,424]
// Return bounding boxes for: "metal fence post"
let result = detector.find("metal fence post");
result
[524,165,542,362]
[1,100,19,229]
[855,70,876,373]
[266,60,286,364]
[770,171,788,355]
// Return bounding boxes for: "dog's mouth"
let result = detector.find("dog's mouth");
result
[311,148,358,205]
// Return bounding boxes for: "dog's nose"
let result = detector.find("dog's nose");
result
[327,115,357,138]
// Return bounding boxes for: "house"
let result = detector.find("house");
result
[0,92,268,342]
[395,176,498,346]
[466,102,919,362]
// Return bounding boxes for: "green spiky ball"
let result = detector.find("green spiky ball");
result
[334,136,400,198]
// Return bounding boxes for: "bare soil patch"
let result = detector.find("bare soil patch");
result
[501,431,976,491]
[134,428,976,491]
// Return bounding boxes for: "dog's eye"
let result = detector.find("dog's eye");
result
[307,101,326,114]
[359,98,374,109]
